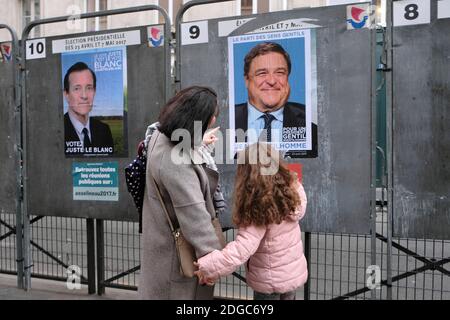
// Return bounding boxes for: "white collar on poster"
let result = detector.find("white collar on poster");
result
[68,112,91,143]
[247,102,283,129]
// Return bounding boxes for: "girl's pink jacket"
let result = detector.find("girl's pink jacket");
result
[197,182,308,294]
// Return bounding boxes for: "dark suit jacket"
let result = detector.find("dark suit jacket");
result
[234,102,317,157]
[64,112,114,155]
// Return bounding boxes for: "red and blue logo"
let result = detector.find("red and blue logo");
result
[1,43,12,61]
[149,27,163,47]
[347,5,369,29]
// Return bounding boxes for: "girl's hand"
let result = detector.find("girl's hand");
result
[194,262,216,286]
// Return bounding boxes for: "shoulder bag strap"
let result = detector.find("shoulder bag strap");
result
[147,131,177,236]
[151,177,177,236]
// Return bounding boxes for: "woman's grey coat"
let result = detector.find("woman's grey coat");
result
[138,131,223,299]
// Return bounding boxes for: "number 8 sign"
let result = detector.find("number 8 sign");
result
[394,0,431,26]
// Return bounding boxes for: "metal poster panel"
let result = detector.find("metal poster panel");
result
[0,46,17,214]
[392,0,450,239]
[25,25,166,221]
[179,3,374,234]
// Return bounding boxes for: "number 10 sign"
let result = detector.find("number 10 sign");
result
[26,38,46,60]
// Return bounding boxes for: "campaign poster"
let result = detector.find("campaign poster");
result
[61,46,127,157]
[228,29,318,158]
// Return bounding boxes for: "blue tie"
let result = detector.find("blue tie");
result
[260,113,276,142]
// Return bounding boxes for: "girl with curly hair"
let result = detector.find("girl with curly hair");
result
[194,143,308,300]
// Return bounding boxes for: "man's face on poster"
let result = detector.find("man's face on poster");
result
[64,69,96,119]
[245,52,290,113]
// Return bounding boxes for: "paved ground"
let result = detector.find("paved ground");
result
[0,274,138,300]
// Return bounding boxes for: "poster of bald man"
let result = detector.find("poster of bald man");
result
[229,29,318,158]
[61,46,127,157]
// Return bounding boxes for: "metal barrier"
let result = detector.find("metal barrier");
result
[0,213,18,275]
[96,220,141,293]
[3,208,448,299]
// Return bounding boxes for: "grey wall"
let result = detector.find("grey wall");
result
[180,4,374,234]
[0,58,18,214]
[392,6,450,239]
[25,25,166,221]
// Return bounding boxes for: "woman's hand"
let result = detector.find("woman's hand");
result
[194,262,215,286]
[203,127,220,145]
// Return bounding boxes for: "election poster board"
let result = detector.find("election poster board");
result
[24,25,166,221]
[229,29,317,158]
[179,3,374,234]
[392,0,450,239]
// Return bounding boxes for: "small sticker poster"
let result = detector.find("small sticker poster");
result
[346,4,371,30]
[0,42,12,62]
[72,162,119,201]
[147,25,164,47]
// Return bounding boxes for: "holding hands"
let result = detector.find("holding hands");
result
[193,262,216,286]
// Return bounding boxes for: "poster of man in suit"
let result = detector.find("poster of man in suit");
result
[61,47,127,157]
[229,29,317,158]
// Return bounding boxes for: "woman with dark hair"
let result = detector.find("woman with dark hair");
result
[158,86,218,147]
[138,86,224,300]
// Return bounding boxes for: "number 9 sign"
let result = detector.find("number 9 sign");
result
[181,21,209,45]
